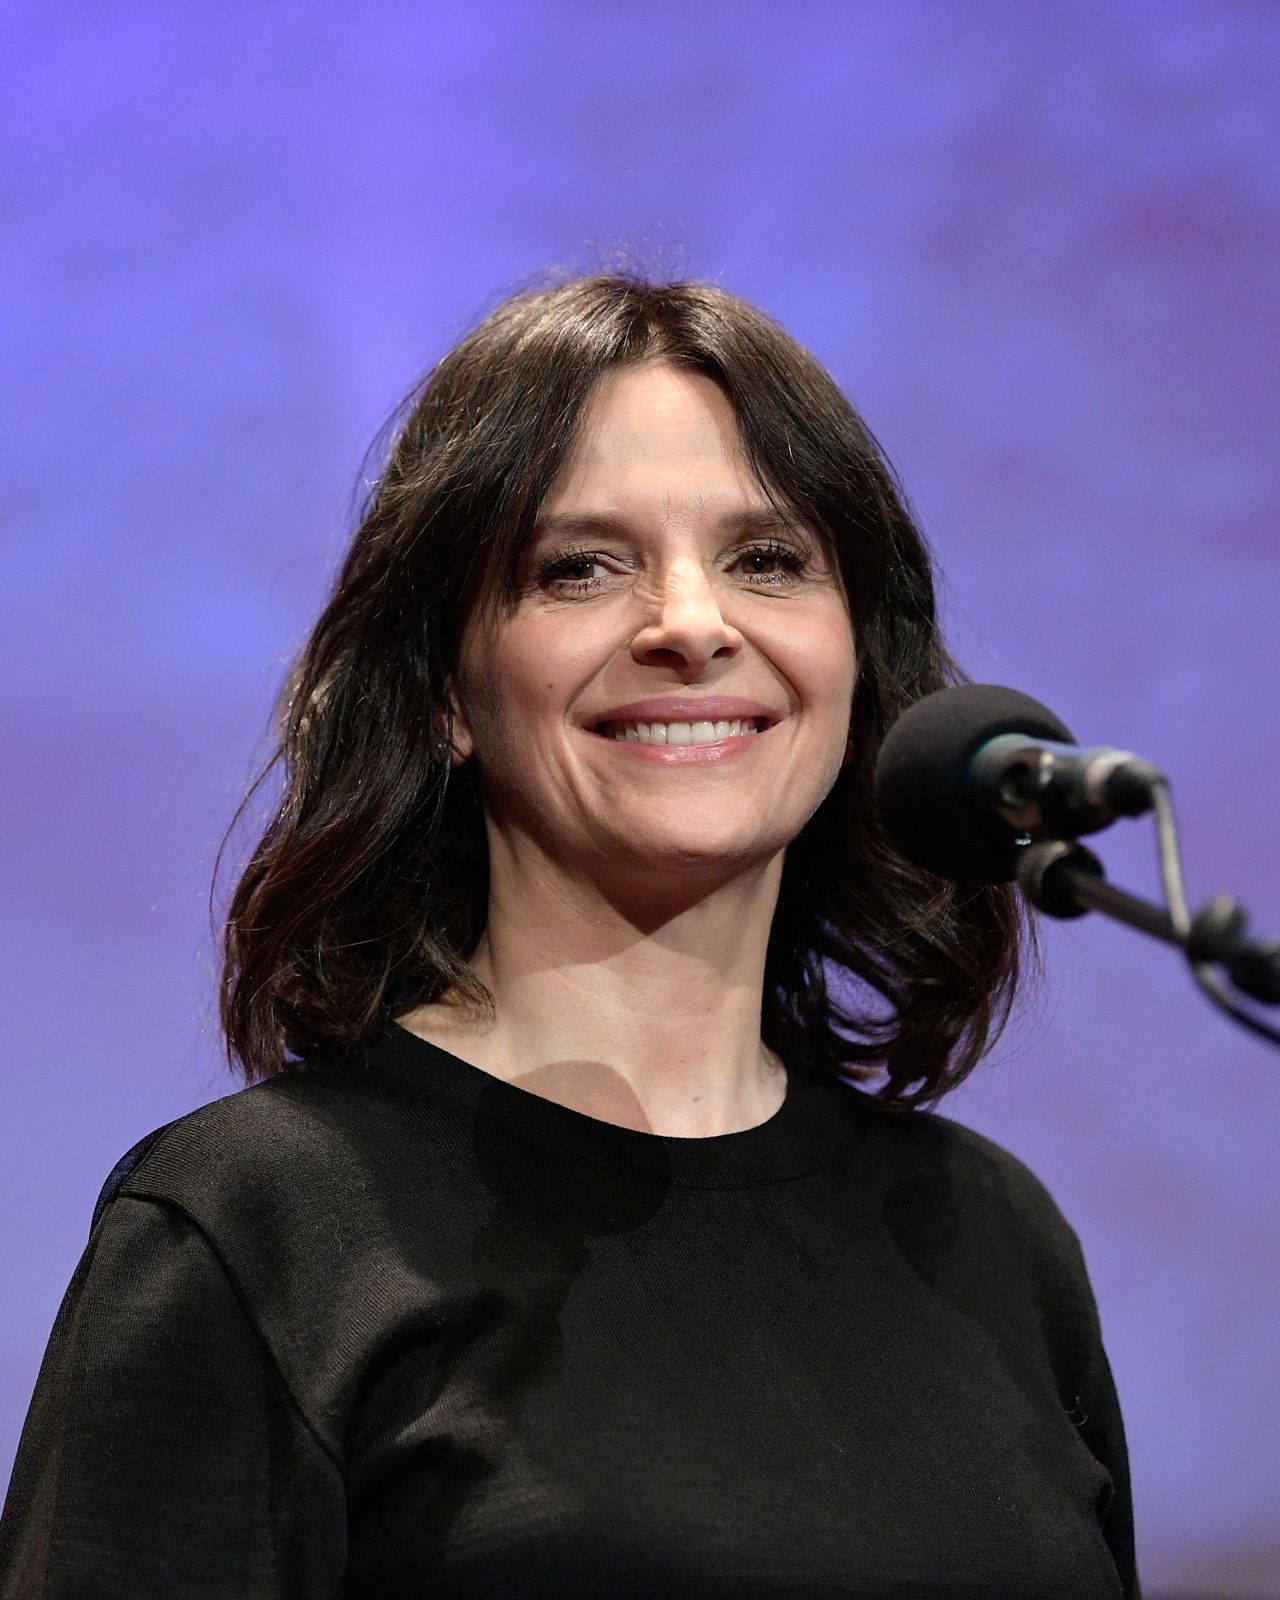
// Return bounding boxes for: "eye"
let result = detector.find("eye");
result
[732,539,810,585]
[534,545,613,593]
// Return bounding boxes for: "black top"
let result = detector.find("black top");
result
[1,1024,1140,1598]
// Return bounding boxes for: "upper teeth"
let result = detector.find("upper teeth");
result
[601,719,761,744]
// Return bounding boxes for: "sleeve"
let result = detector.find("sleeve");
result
[1073,1325,1141,1600]
[0,1195,348,1599]
[948,1121,1144,1599]
[1018,1176,1142,1600]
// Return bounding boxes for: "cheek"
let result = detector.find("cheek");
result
[770,608,856,716]
[458,625,578,765]
[790,618,856,779]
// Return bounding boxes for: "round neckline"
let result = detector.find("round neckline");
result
[356,1021,858,1189]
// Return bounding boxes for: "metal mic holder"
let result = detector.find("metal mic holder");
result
[1017,839,1280,1010]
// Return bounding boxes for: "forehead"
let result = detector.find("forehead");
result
[541,361,764,514]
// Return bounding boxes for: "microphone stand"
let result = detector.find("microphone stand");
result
[1014,785,1280,1049]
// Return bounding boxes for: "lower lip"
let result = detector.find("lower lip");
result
[588,726,772,765]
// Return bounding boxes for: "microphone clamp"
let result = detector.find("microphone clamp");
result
[967,734,1164,840]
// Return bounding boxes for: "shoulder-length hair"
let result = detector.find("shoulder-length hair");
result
[220,274,1027,1112]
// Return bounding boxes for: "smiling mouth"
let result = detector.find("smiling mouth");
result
[592,717,767,745]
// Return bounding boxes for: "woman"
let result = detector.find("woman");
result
[0,276,1140,1597]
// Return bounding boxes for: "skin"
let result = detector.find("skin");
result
[399,361,856,1136]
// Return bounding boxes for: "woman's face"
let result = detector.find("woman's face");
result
[450,361,856,894]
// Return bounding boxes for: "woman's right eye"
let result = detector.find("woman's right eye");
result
[535,549,612,592]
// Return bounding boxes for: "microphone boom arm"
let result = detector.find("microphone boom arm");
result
[1017,827,1280,1048]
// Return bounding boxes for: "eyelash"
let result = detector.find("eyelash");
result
[534,538,811,595]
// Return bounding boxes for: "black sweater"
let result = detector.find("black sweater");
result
[1,1024,1140,1597]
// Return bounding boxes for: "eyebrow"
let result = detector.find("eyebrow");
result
[528,508,810,542]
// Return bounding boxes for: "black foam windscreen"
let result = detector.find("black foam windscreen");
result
[873,684,1075,884]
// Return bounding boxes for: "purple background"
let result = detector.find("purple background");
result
[3,2,1278,1591]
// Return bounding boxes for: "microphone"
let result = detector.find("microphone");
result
[873,684,1164,884]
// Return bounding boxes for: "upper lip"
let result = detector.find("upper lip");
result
[586,697,783,730]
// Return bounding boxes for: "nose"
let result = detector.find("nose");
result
[628,562,744,675]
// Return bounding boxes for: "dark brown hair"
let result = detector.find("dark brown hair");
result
[220,274,1027,1111]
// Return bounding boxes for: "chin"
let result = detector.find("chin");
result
[598,829,787,878]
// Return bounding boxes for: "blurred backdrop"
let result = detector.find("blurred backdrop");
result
[2,2,1278,1592]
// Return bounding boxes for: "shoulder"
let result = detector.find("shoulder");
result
[93,1043,468,1253]
[86,1051,475,1393]
[846,1096,1112,1425]
[886,1107,1073,1214]
[851,1098,1089,1281]
[94,1067,364,1221]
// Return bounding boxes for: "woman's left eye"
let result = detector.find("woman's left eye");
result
[734,541,809,581]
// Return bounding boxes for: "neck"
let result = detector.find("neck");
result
[399,846,787,1137]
